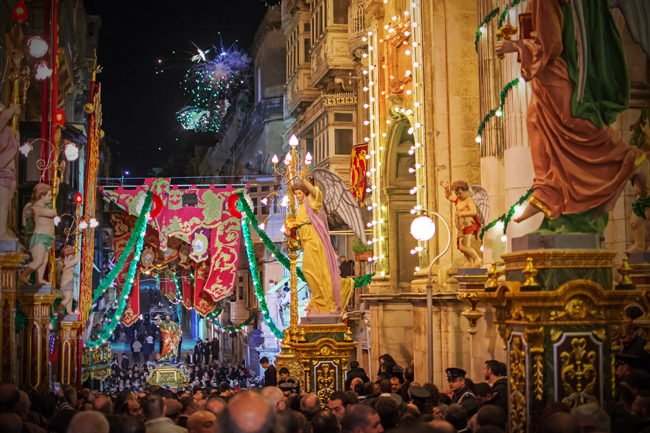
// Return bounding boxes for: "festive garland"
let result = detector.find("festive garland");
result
[206,309,256,333]
[476,77,522,142]
[474,0,524,52]
[479,188,534,241]
[241,212,284,338]
[86,192,152,348]
[237,192,374,287]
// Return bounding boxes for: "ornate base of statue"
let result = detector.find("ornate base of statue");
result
[81,345,112,388]
[0,240,22,253]
[457,235,643,432]
[455,268,489,291]
[626,252,650,285]
[275,319,356,405]
[146,364,190,388]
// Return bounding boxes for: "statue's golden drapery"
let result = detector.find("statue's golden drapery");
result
[157,316,182,361]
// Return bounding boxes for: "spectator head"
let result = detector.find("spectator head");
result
[164,399,182,423]
[41,393,58,419]
[379,354,396,366]
[187,410,217,433]
[445,368,467,393]
[350,360,360,370]
[375,397,400,430]
[16,391,30,418]
[113,390,134,414]
[432,406,444,420]
[121,416,146,433]
[142,394,165,420]
[476,405,507,430]
[620,385,636,411]
[404,368,415,382]
[626,305,644,322]
[301,393,321,417]
[570,403,610,433]
[622,322,637,344]
[181,396,197,415]
[67,411,109,433]
[221,391,274,433]
[341,404,383,433]
[278,367,290,381]
[63,385,78,408]
[0,413,21,433]
[473,383,494,407]
[633,395,650,419]
[498,363,507,377]
[328,391,352,421]
[312,411,341,433]
[540,412,580,433]
[484,360,501,381]
[377,372,391,383]
[364,381,376,398]
[429,420,456,433]
[204,395,227,417]
[390,377,401,393]
[445,404,468,431]
[379,380,392,394]
[351,377,364,390]
[260,357,270,368]
[120,399,144,420]
[261,386,286,411]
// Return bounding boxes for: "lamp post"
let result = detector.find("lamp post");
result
[410,210,451,384]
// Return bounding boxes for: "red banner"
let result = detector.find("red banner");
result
[194,262,216,316]
[204,218,241,302]
[181,267,193,310]
[350,143,368,203]
[120,272,140,327]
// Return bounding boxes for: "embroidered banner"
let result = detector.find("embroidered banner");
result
[204,217,241,302]
[350,143,368,203]
[193,262,216,316]
[181,267,193,310]
[120,272,140,327]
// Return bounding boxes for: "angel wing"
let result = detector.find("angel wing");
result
[610,0,650,59]
[471,185,490,227]
[310,168,367,243]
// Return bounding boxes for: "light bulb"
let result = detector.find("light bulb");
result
[289,134,299,147]
[271,154,279,164]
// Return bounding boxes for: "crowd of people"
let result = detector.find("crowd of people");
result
[4,345,650,433]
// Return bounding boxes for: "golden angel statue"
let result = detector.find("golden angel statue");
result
[157,315,182,361]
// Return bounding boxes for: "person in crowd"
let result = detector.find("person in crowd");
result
[443,368,478,418]
[202,339,210,364]
[178,396,196,428]
[204,395,227,418]
[621,322,648,360]
[484,360,507,414]
[341,404,384,433]
[219,391,277,433]
[346,360,371,390]
[164,399,183,427]
[121,353,130,371]
[444,404,469,433]
[120,399,145,421]
[375,397,400,431]
[301,393,322,425]
[67,412,109,433]
[142,393,187,433]
[570,403,611,433]
[329,390,352,421]
[186,411,216,433]
[313,410,341,433]
[474,405,506,431]
[186,350,198,366]
[260,356,277,387]
[132,338,143,363]
[278,367,300,396]
[143,335,152,363]
[626,305,646,338]
[399,368,414,403]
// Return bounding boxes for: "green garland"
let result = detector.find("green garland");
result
[206,309,256,333]
[86,191,152,348]
[237,192,374,288]
[476,78,521,141]
[474,7,500,52]
[241,212,284,338]
[479,188,534,241]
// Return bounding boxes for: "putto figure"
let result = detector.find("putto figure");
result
[441,180,489,268]
[56,245,79,315]
[19,184,57,285]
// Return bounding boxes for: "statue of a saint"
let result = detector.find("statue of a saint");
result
[290,173,355,316]
[19,184,57,285]
[0,103,21,242]
[497,0,650,228]
[157,315,182,362]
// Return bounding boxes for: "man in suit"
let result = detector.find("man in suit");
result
[211,337,219,362]
[260,356,277,387]
[203,339,211,364]
[186,349,198,366]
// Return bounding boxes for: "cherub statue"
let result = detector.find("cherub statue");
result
[56,245,80,315]
[0,103,21,242]
[19,184,57,285]
[440,180,490,268]
[626,114,650,253]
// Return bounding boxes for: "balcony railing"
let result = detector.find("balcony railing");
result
[348,0,367,54]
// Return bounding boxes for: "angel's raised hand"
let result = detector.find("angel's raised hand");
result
[298,172,305,182]
[440,180,449,189]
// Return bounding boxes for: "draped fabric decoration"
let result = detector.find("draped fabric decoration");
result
[159,269,177,301]
[193,262,216,316]
[181,267,193,310]
[349,143,368,203]
[204,216,241,302]
[109,213,141,327]
[120,273,140,327]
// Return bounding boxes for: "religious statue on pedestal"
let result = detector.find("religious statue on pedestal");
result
[289,172,356,316]
[0,103,21,242]
[56,245,79,315]
[440,180,489,268]
[496,0,650,232]
[157,315,182,362]
[19,183,57,285]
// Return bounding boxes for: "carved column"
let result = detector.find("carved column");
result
[0,253,25,385]
[58,320,81,388]
[17,288,56,394]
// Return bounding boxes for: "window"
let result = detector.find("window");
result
[239,276,244,283]
[250,187,258,193]
[304,22,311,32]
[304,39,311,62]
[87,21,95,37]
[261,185,270,192]
[334,113,353,122]
[333,0,351,24]
[335,129,354,155]
[239,286,244,300]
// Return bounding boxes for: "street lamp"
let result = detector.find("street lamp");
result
[410,210,451,384]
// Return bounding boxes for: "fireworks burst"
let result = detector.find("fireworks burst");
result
[177,44,252,133]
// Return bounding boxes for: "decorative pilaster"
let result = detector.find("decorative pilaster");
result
[57,320,81,387]
[0,253,25,385]
[17,287,56,393]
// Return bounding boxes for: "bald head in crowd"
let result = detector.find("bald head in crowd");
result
[222,391,273,433]
[540,412,580,433]
[67,411,110,433]
[0,384,20,414]
[187,410,217,433]
[429,420,456,433]
[205,395,227,418]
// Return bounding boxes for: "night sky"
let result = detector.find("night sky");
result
[83,0,272,177]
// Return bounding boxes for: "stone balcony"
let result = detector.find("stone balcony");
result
[310,28,356,89]
[348,0,367,57]
[286,65,320,118]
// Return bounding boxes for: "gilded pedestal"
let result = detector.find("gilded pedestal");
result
[0,252,25,385]
[81,345,112,389]
[17,287,56,393]
[275,321,356,404]
[458,245,642,433]
[146,365,190,388]
[58,320,82,387]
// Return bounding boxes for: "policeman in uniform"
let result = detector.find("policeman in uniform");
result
[446,367,478,418]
